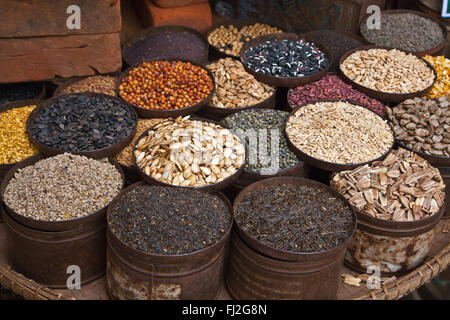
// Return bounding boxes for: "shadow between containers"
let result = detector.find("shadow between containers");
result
[232,176,357,263]
[0,153,125,232]
[239,32,332,88]
[132,117,245,193]
[359,9,448,57]
[116,58,216,119]
[26,92,138,159]
[338,45,438,104]
[284,99,395,173]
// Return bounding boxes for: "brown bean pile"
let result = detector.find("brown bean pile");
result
[119,61,214,110]
[59,76,118,96]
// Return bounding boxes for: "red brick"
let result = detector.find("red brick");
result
[0,33,122,84]
[152,0,209,8]
[0,0,121,38]
[133,0,212,35]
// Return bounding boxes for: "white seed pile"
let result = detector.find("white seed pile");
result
[285,101,394,164]
[340,49,435,94]
[135,116,245,187]
[4,153,123,221]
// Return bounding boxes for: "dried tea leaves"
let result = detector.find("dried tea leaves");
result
[235,184,355,253]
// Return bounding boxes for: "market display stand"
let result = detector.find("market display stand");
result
[0,220,448,300]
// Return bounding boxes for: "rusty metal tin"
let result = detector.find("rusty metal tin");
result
[344,201,445,276]
[105,182,233,300]
[3,205,106,288]
[239,33,331,88]
[233,177,357,262]
[225,233,346,300]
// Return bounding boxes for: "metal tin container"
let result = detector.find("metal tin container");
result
[226,233,348,300]
[227,177,356,299]
[105,182,233,300]
[3,206,107,288]
[344,203,445,276]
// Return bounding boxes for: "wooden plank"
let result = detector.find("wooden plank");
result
[0,0,121,38]
[0,33,122,84]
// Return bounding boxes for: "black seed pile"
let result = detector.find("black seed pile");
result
[361,13,444,53]
[0,83,43,105]
[235,184,355,253]
[124,32,207,65]
[28,95,137,152]
[242,39,329,78]
[304,30,364,72]
[109,185,232,255]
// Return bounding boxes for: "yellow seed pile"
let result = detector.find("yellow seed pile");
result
[423,55,450,98]
[0,105,38,164]
[114,118,164,167]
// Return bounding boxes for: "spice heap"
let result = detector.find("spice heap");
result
[135,116,245,187]
[114,118,164,167]
[4,153,123,221]
[423,55,450,99]
[0,83,43,105]
[288,75,386,117]
[341,49,435,94]
[109,185,231,255]
[28,95,137,153]
[59,76,118,96]
[222,110,299,173]
[286,101,393,164]
[208,23,282,57]
[0,105,37,164]
[119,61,214,111]
[235,183,355,253]
[387,96,449,158]
[125,32,207,65]
[304,30,364,72]
[207,58,275,109]
[360,13,444,53]
[242,39,329,77]
[331,148,446,221]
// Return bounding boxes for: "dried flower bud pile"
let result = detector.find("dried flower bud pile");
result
[340,49,435,94]
[135,116,245,187]
[288,74,386,117]
[387,96,449,157]
[114,118,164,167]
[0,105,38,164]
[242,39,329,78]
[331,148,446,221]
[119,61,214,111]
[59,76,118,96]
[286,101,393,164]
[423,55,450,99]
[4,153,123,221]
[208,23,282,57]
[207,58,275,109]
